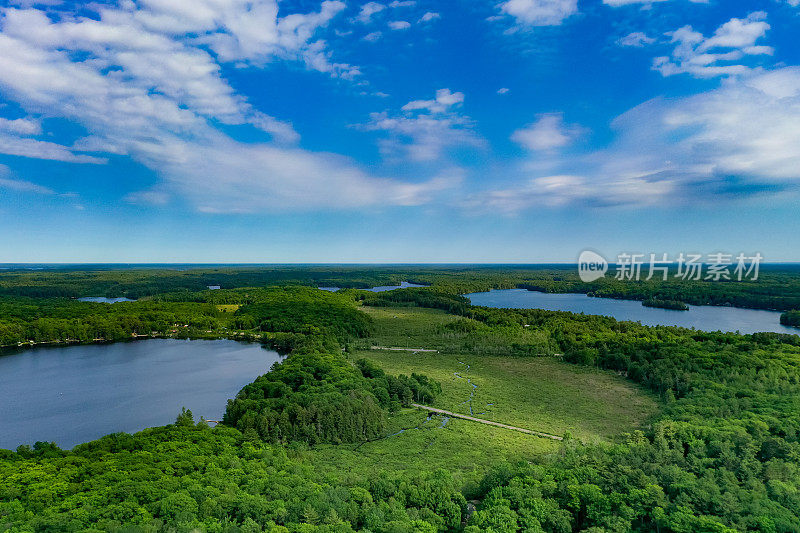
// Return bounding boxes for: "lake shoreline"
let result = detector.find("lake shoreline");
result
[466,288,799,335]
[0,338,283,450]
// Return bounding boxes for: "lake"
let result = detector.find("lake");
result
[465,289,798,335]
[0,339,282,450]
[78,297,135,303]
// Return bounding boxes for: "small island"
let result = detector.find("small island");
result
[780,310,800,328]
[642,298,690,311]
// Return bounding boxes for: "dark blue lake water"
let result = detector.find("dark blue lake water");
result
[0,339,282,450]
[466,289,797,335]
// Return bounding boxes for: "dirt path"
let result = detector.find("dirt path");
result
[411,404,563,441]
[370,346,439,353]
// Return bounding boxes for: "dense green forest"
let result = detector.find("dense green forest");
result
[2,263,800,311]
[2,266,800,532]
[641,298,689,311]
[223,351,441,445]
[780,310,800,328]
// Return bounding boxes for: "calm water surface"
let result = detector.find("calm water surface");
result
[0,339,282,450]
[78,296,135,303]
[466,289,798,335]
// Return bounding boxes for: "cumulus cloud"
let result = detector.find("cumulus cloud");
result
[511,113,584,151]
[0,2,455,212]
[360,89,483,162]
[497,87,510,94]
[474,67,800,211]
[653,12,773,78]
[363,31,383,42]
[418,12,440,23]
[402,89,465,113]
[618,32,655,47]
[498,0,578,27]
[357,2,385,24]
[0,117,41,136]
[388,20,411,30]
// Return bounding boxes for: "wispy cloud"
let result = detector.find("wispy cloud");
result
[617,32,655,47]
[511,113,585,152]
[419,12,440,23]
[360,89,484,162]
[0,116,40,135]
[357,2,386,24]
[0,165,54,194]
[475,67,800,211]
[653,12,773,78]
[0,1,456,212]
[388,20,411,30]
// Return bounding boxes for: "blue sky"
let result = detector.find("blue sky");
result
[1,0,800,262]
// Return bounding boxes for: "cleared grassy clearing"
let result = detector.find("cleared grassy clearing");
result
[306,306,659,484]
[356,306,660,442]
[305,408,558,484]
[354,349,657,443]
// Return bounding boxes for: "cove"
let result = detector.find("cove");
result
[0,339,282,450]
[465,289,798,335]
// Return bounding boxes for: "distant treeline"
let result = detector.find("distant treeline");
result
[4,264,800,311]
[518,272,800,311]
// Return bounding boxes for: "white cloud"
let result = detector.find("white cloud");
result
[124,190,170,206]
[603,0,670,5]
[0,132,105,163]
[388,20,411,30]
[363,31,383,42]
[0,2,455,212]
[498,0,578,27]
[6,0,62,6]
[357,2,385,24]
[389,1,416,7]
[361,89,483,162]
[0,116,40,135]
[402,89,465,113]
[419,12,440,23]
[654,12,773,78]
[476,67,800,211]
[0,172,54,195]
[511,113,583,151]
[618,32,655,47]
[497,87,510,94]
[603,0,710,5]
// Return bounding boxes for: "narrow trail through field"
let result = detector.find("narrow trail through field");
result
[411,404,563,441]
[371,346,438,353]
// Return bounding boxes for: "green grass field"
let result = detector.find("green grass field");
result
[306,306,660,484]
